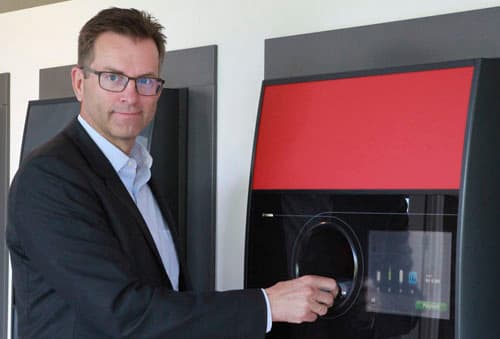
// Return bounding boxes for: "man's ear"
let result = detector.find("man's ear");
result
[71,66,84,102]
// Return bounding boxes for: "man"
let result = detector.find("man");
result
[7,7,338,338]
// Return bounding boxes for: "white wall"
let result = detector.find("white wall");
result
[2,0,500,292]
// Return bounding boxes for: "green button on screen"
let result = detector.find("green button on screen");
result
[415,300,448,313]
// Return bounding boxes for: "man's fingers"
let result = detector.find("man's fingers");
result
[266,275,340,324]
[300,311,318,323]
[300,275,338,295]
[310,301,329,317]
[315,289,335,307]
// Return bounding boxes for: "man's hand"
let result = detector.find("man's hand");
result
[264,275,338,323]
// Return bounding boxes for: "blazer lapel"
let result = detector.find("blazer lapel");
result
[62,119,169,283]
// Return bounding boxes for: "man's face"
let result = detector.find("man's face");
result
[72,32,161,154]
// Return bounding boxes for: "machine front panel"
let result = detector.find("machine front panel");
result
[246,191,457,339]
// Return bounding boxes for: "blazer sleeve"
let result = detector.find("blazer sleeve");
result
[9,154,267,339]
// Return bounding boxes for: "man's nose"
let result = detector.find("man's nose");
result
[120,79,139,103]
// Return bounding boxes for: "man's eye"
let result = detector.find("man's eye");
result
[137,78,154,86]
[105,73,121,82]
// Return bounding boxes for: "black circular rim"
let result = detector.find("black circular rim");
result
[290,212,364,319]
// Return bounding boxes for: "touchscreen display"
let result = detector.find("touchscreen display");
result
[366,230,452,320]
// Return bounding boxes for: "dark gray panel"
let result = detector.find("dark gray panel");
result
[164,46,217,88]
[21,99,80,161]
[161,46,217,292]
[39,65,75,100]
[184,85,216,291]
[39,45,218,292]
[457,60,500,339]
[0,73,10,339]
[265,6,500,79]
[0,0,69,13]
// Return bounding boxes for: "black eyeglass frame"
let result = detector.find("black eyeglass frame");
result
[79,66,165,96]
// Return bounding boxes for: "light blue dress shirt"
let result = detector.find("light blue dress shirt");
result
[77,115,180,291]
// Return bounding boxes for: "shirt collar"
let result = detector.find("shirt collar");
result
[77,115,152,173]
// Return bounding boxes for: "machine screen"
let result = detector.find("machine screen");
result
[366,230,452,320]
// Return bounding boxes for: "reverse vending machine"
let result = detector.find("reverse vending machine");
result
[245,59,500,339]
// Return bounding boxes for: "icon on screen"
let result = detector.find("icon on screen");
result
[409,271,418,285]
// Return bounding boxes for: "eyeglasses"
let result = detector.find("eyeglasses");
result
[79,66,165,96]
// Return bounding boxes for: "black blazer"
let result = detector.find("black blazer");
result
[7,119,266,339]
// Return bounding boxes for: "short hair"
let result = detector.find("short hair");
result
[78,7,166,68]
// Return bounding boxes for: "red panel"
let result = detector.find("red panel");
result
[252,66,474,190]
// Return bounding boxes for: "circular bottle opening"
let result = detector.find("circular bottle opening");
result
[291,215,363,319]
